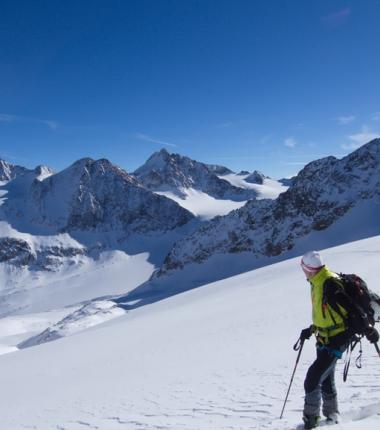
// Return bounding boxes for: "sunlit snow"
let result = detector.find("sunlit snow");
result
[0,237,379,429]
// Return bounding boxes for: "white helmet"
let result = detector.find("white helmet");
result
[301,251,323,272]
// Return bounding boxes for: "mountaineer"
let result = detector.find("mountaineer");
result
[299,250,379,429]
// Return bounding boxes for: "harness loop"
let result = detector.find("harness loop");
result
[343,336,362,382]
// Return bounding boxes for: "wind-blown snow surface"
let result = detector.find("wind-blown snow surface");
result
[0,237,380,429]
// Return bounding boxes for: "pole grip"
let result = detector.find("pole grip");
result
[294,337,303,351]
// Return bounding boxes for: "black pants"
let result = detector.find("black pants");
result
[303,344,346,417]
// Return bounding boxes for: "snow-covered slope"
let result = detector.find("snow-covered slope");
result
[0,216,202,317]
[158,139,380,279]
[0,236,379,429]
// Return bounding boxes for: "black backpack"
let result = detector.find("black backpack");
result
[338,273,380,327]
[334,274,380,382]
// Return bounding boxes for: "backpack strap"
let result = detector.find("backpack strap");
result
[322,277,347,323]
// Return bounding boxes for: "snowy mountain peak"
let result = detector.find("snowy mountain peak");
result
[134,149,257,201]
[135,149,172,174]
[54,158,139,194]
[244,170,267,184]
[62,157,95,177]
[34,165,54,181]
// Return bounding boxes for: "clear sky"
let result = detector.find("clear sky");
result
[1,0,380,178]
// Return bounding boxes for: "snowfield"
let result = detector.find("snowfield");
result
[0,236,379,429]
[155,187,247,219]
[219,173,288,200]
[155,176,287,220]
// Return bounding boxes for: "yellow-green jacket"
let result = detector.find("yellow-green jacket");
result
[309,266,348,342]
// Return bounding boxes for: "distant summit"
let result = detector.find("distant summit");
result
[134,149,256,201]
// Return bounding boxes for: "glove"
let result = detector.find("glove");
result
[300,326,314,341]
[365,326,379,344]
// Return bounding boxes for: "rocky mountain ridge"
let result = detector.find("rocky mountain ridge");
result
[0,159,53,182]
[1,157,194,236]
[0,236,84,271]
[156,139,380,276]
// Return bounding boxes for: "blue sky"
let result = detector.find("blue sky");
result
[1,0,380,178]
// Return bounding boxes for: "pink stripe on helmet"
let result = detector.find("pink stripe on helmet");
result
[301,258,322,272]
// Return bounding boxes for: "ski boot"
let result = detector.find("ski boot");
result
[325,412,340,425]
[303,414,320,429]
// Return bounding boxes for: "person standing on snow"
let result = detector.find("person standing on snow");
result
[299,251,379,429]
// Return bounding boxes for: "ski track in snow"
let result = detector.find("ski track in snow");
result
[5,350,380,430]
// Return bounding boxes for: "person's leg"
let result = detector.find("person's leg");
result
[304,347,338,419]
[321,367,338,418]
[320,342,348,419]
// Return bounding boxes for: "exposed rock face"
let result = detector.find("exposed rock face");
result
[205,163,233,175]
[157,139,380,275]
[134,149,257,201]
[0,236,85,270]
[0,160,28,181]
[0,238,34,266]
[279,177,295,187]
[1,158,194,235]
[34,246,85,271]
[244,170,267,185]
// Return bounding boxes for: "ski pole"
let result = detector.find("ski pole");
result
[374,342,380,358]
[280,337,305,419]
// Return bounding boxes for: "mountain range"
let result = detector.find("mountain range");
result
[157,139,380,279]
[1,140,379,295]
